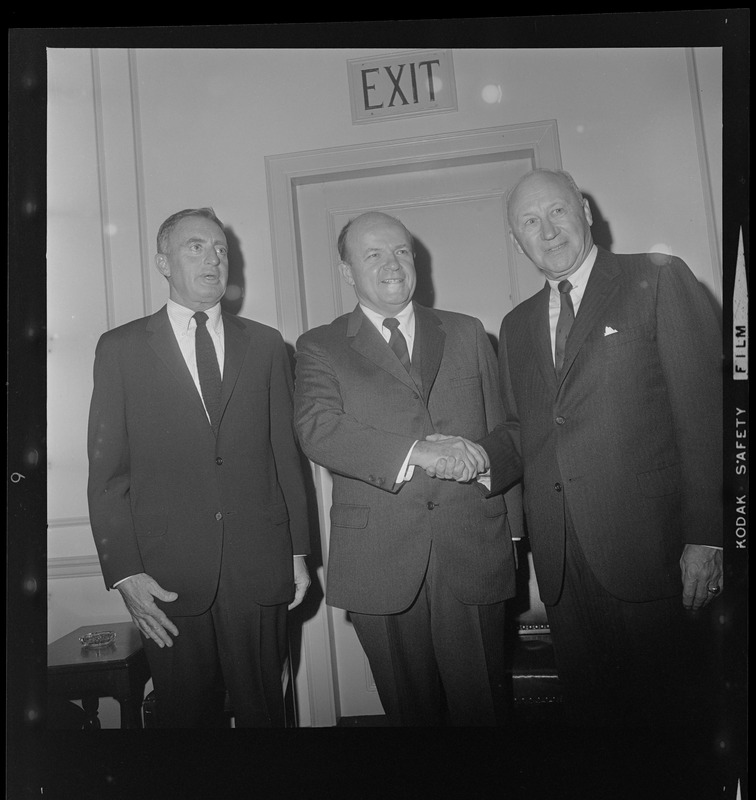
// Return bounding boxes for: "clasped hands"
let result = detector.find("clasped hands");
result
[410,432,489,483]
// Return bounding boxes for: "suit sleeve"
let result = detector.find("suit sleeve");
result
[269,333,311,556]
[656,257,723,546]
[478,316,523,497]
[87,334,144,589]
[293,335,417,492]
[474,318,525,538]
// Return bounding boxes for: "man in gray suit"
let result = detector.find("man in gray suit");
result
[294,211,522,726]
[482,169,723,729]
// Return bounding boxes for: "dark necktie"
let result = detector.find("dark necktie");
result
[194,311,222,432]
[555,279,575,373]
[382,317,411,373]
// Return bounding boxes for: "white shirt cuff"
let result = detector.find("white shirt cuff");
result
[396,442,418,483]
[112,574,138,589]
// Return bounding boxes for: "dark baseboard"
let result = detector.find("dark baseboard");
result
[336,714,390,727]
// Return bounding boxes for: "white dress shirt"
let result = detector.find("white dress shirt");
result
[166,298,225,422]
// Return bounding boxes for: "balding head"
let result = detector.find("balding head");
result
[506,169,594,281]
[337,212,416,317]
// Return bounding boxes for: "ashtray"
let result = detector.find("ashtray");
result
[79,630,117,649]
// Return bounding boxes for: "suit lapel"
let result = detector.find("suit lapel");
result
[348,306,416,390]
[559,247,621,383]
[348,304,431,395]
[146,308,205,418]
[219,313,250,423]
[528,283,558,391]
[146,306,252,432]
[413,303,445,401]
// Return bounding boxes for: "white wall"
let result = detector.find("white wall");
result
[131,47,722,325]
[46,46,722,726]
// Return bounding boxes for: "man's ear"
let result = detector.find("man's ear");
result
[582,198,594,227]
[509,231,524,255]
[339,261,355,287]
[155,253,170,277]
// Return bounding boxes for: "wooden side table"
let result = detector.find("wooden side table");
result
[48,621,151,729]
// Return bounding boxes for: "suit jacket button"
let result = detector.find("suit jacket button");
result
[215,457,223,465]
[554,483,562,492]
[426,501,437,510]
[555,416,566,425]
[215,512,223,520]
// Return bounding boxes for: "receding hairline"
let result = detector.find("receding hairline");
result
[337,212,413,264]
[157,207,225,254]
[506,169,584,225]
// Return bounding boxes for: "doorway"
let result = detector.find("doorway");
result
[266,121,561,725]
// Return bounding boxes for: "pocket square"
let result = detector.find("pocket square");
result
[604,326,618,336]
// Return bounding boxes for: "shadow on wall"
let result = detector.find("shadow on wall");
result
[582,192,613,253]
[583,190,722,326]
[221,226,245,317]
[282,341,326,694]
[411,236,435,309]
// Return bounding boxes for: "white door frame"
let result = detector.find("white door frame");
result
[265,120,562,726]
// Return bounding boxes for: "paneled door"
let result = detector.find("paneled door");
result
[267,122,561,724]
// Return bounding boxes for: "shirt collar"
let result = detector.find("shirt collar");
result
[360,301,415,333]
[167,298,223,333]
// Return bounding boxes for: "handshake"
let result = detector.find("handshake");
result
[409,433,490,483]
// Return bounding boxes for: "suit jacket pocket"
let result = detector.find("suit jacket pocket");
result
[481,493,507,518]
[265,503,290,525]
[331,503,370,529]
[451,375,481,388]
[599,322,652,348]
[636,463,680,497]
[133,515,167,538]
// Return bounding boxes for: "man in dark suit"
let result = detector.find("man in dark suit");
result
[294,211,522,726]
[87,207,311,728]
[481,169,723,729]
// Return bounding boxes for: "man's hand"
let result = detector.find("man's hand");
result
[410,433,489,482]
[288,556,311,610]
[680,544,723,612]
[116,573,179,647]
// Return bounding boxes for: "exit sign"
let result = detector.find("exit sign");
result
[347,49,457,124]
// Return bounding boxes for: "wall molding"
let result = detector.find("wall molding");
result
[91,47,116,332]
[686,47,722,303]
[48,555,102,580]
[128,48,152,317]
[92,48,153,328]
[265,120,561,347]
[47,516,91,529]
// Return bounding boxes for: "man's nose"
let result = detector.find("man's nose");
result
[541,219,558,240]
[205,248,220,265]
